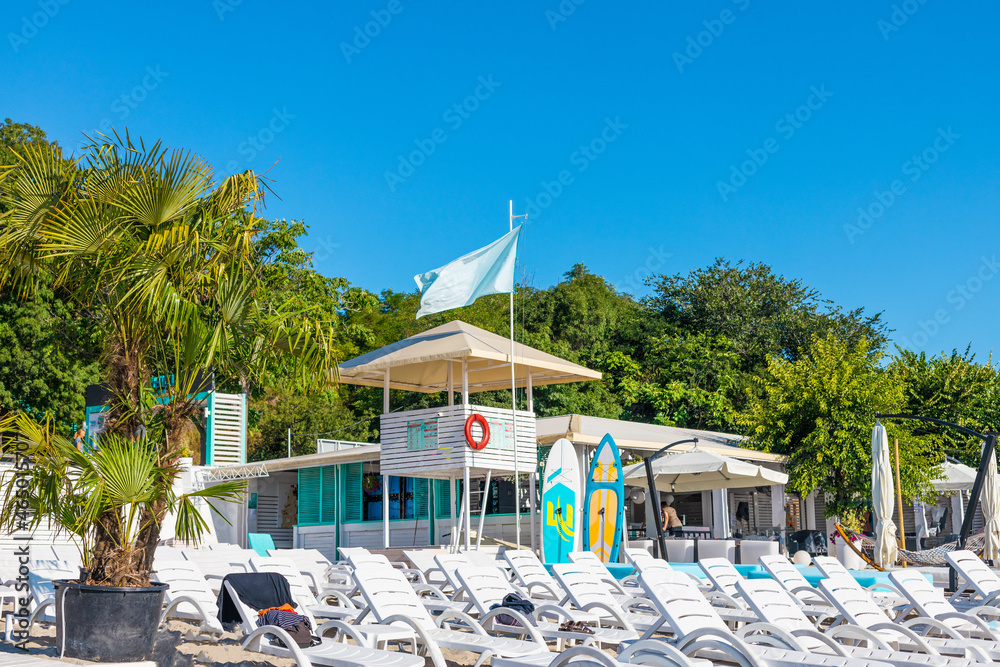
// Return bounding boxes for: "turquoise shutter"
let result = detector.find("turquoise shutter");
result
[343,463,362,522]
[320,466,337,524]
[434,479,451,519]
[414,478,428,519]
[298,468,321,525]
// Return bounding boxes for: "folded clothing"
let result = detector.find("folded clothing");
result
[217,572,294,626]
[257,608,312,631]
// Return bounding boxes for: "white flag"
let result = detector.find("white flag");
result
[414,226,521,318]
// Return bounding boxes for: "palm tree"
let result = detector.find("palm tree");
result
[0,132,337,584]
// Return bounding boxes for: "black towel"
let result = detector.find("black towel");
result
[216,572,295,625]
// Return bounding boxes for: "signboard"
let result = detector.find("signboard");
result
[487,418,515,451]
[406,418,439,451]
[86,407,108,446]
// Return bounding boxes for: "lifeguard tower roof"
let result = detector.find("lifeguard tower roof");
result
[337,320,601,393]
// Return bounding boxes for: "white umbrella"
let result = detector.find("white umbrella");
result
[872,422,898,567]
[622,447,787,493]
[981,443,1000,561]
[932,460,978,492]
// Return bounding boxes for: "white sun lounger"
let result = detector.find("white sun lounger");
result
[352,562,550,667]
[945,550,1000,606]
[888,569,1000,640]
[505,549,574,602]
[249,556,372,623]
[268,547,354,595]
[816,577,995,662]
[638,567,896,667]
[225,579,424,667]
[567,552,639,595]
[758,554,833,606]
[811,556,907,610]
[736,576,980,667]
[700,557,832,622]
[152,560,224,634]
[493,642,710,667]
[349,552,464,615]
[552,563,666,637]
[455,565,640,649]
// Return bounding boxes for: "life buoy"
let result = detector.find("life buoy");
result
[465,414,490,450]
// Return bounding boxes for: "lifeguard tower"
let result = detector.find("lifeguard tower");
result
[337,320,601,550]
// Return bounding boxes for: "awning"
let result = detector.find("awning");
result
[933,460,978,492]
[337,320,601,393]
[258,444,381,472]
[536,414,785,463]
[622,447,788,493]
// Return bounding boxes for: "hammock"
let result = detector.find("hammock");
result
[835,523,985,570]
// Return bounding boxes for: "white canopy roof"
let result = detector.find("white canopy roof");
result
[337,320,601,393]
[932,460,978,492]
[536,414,785,463]
[622,447,788,493]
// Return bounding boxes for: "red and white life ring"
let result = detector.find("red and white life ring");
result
[465,414,490,450]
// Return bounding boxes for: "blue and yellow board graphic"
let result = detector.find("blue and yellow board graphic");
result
[541,438,580,563]
[583,433,625,563]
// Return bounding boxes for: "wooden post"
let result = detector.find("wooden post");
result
[894,438,906,565]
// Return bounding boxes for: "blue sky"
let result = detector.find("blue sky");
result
[4,1,998,359]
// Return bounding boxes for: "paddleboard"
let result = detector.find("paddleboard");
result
[583,433,625,563]
[541,438,581,563]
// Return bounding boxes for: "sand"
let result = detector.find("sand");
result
[0,620,480,667]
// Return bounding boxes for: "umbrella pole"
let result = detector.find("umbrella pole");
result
[644,457,667,559]
[894,438,906,567]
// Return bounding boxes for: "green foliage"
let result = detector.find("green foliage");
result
[741,334,940,524]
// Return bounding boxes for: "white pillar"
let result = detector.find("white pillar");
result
[770,485,786,540]
[462,361,469,405]
[382,473,390,549]
[383,369,390,414]
[529,472,538,554]
[463,467,471,551]
[451,476,460,551]
[804,491,817,530]
[447,362,454,407]
[526,371,533,414]
[952,491,965,534]
[711,488,730,539]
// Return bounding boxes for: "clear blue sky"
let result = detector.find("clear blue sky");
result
[4,1,998,359]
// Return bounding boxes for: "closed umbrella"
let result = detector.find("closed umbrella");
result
[872,422,898,567]
[981,443,1000,561]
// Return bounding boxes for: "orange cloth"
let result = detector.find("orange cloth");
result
[258,603,296,617]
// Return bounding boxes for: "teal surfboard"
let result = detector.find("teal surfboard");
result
[583,434,625,563]
[541,438,581,563]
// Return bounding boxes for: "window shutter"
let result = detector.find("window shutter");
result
[320,466,337,524]
[414,478,428,519]
[434,478,451,519]
[343,463,362,522]
[298,468,321,525]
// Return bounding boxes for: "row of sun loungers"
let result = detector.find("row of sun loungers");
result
[12,543,1000,666]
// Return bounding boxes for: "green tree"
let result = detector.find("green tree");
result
[890,347,1000,466]
[741,334,938,527]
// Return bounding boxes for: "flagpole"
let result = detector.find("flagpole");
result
[509,200,526,550]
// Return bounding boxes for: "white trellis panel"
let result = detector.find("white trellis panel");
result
[209,392,246,466]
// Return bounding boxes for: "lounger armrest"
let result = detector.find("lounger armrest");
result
[682,572,711,589]
[434,609,490,636]
[524,581,562,600]
[381,613,448,667]
[789,584,829,604]
[676,628,766,667]
[548,645,620,667]
[317,589,358,610]
[788,628,851,657]
[735,622,806,651]
[533,603,574,622]
[27,599,54,630]
[868,621,942,655]
[228,562,249,572]
[824,624,894,651]
[979,589,1000,606]
[480,607,548,646]
[900,616,966,640]
[969,605,1000,626]
[705,591,746,610]
[618,595,652,612]
[241,625,314,666]
[579,601,636,632]
[602,577,628,596]
[411,583,451,601]
[866,582,901,595]
[933,611,999,639]
[617,639,700,667]
[160,595,223,634]
[315,619,372,646]
[204,573,226,581]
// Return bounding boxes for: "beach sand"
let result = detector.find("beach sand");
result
[0,620,482,667]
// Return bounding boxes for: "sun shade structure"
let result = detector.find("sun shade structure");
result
[932,460,978,492]
[621,447,787,493]
[337,320,601,393]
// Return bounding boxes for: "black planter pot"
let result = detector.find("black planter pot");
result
[53,580,169,662]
